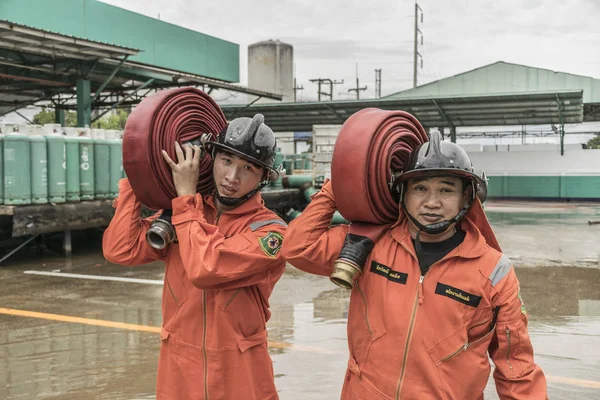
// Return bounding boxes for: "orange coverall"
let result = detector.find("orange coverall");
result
[281,181,547,400]
[103,178,286,400]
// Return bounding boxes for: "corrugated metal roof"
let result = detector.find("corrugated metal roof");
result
[0,0,240,82]
[385,61,600,104]
[0,20,140,59]
[221,90,583,132]
[0,20,281,117]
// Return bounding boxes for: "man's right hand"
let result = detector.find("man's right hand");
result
[161,141,202,197]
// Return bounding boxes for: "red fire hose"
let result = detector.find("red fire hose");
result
[329,108,428,289]
[123,87,227,210]
[332,107,428,223]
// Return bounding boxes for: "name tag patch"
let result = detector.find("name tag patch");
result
[370,261,408,284]
[435,283,482,307]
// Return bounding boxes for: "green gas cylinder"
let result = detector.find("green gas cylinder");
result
[120,130,126,179]
[92,129,110,200]
[270,148,284,187]
[283,159,293,175]
[44,124,66,203]
[294,155,303,171]
[78,128,95,201]
[0,124,5,204]
[107,130,122,198]
[63,127,82,201]
[3,125,31,205]
[304,154,312,170]
[29,125,48,204]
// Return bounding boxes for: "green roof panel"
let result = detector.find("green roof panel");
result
[0,0,239,82]
[386,62,600,104]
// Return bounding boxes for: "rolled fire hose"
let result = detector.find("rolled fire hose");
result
[122,87,227,249]
[329,108,428,289]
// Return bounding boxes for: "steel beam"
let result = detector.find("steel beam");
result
[90,56,129,104]
[76,79,91,127]
[90,79,155,123]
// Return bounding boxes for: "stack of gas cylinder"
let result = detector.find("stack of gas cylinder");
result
[0,123,124,205]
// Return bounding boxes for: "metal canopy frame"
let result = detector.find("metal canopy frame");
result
[0,20,282,119]
[0,20,138,60]
[221,90,584,132]
[584,103,600,122]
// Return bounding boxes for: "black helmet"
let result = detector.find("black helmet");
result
[399,130,488,202]
[208,114,279,207]
[210,114,277,176]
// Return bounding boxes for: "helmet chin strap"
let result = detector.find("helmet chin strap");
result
[213,175,270,208]
[214,184,265,207]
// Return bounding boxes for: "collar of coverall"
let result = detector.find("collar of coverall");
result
[204,189,265,215]
[390,197,502,255]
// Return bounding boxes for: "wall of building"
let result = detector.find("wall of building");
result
[274,131,295,154]
[469,149,600,199]
[307,124,600,199]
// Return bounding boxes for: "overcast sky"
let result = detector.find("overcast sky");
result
[101,0,600,103]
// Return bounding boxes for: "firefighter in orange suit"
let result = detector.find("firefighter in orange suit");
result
[103,114,286,400]
[281,130,547,399]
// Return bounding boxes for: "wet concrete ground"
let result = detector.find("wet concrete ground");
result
[0,200,599,399]
[485,200,600,267]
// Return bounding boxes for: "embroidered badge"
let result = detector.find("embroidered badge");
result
[435,282,482,307]
[259,232,283,258]
[518,289,527,315]
[369,261,408,284]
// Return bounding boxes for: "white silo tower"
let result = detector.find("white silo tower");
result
[248,40,293,103]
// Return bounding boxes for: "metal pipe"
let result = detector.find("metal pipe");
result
[0,234,40,265]
[282,175,313,188]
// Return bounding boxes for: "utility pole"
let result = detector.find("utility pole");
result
[348,78,367,99]
[375,69,382,98]
[309,78,344,101]
[309,79,322,101]
[293,78,304,102]
[323,78,344,100]
[413,1,423,88]
[348,63,367,100]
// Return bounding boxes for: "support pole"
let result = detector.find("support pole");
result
[55,107,65,126]
[64,230,72,256]
[76,79,91,127]
[560,124,565,156]
[556,94,565,156]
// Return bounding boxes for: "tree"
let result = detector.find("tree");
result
[587,134,600,149]
[92,109,129,130]
[32,107,129,130]
[32,108,77,127]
